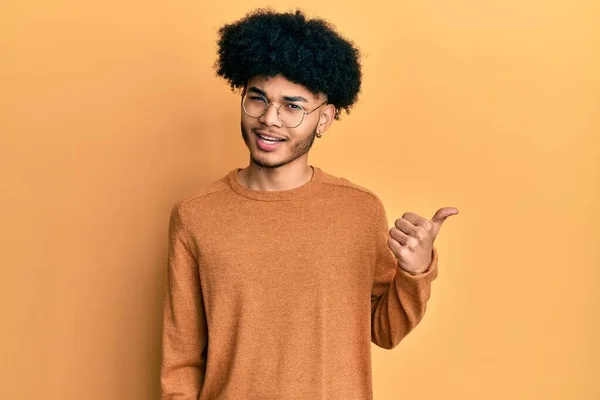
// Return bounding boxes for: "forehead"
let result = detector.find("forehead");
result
[246,74,320,101]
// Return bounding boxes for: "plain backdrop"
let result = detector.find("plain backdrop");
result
[1,0,598,399]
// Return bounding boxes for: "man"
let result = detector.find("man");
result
[160,8,458,399]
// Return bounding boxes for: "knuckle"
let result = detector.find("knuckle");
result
[413,230,421,241]
[414,228,426,241]
[398,246,411,258]
[408,237,419,248]
[422,220,433,231]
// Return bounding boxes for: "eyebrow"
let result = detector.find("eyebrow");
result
[247,86,309,103]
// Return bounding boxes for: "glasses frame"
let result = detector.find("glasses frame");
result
[242,92,327,128]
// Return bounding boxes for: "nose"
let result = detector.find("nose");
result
[258,103,283,127]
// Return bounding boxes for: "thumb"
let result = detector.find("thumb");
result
[431,207,459,236]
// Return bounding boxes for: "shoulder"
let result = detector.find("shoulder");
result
[169,171,231,223]
[318,167,384,208]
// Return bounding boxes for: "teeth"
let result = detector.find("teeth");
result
[259,134,283,142]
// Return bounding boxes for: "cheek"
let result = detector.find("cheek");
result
[296,126,316,140]
[240,115,254,131]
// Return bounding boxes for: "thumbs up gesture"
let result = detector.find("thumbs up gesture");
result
[388,207,459,275]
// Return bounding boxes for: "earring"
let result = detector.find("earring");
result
[316,131,323,138]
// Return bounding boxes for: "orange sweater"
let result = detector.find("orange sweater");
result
[160,165,439,399]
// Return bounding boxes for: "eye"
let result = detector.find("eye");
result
[249,96,267,103]
[284,103,303,111]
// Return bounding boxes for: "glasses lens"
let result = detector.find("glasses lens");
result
[242,95,306,127]
[243,94,267,117]
[279,103,305,128]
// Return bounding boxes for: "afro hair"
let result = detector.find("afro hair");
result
[214,8,362,120]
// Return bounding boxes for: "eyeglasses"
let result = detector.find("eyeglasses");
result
[242,93,327,128]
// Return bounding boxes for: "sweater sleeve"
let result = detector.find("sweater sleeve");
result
[160,203,208,399]
[370,199,439,349]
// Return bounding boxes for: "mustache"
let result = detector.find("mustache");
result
[252,127,282,135]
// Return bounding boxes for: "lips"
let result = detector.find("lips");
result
[255,134,284,151]
[255,130,287,141]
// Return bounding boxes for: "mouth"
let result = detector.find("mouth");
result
[254,131,286,151]
[255,131,287,142]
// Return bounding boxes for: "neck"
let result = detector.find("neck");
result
[238,163,314,191]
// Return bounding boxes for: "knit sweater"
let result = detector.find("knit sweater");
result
[160,165,439,399]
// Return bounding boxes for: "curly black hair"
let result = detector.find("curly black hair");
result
[214,8,362,120]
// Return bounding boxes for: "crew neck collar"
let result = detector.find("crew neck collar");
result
[227,165,322,202]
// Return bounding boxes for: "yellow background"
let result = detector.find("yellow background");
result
[1,0,598,399]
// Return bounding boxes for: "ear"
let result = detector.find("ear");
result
[317,104,336,134]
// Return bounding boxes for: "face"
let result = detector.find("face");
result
[240,74,333,170]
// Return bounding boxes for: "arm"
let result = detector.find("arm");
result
[370,199,439,349]
[160,203,208,399]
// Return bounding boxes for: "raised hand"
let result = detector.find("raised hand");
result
[388,207,459,274]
